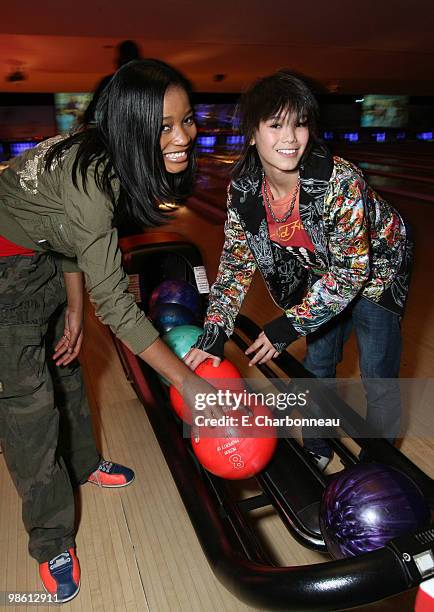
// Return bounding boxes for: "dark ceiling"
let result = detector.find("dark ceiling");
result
[1,0,434,94]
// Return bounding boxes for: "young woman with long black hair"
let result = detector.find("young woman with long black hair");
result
[186,70,412,471]
[0,58,210,602]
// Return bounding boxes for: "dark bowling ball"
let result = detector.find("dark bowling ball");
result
[149,279,200,316]
[149,302,195,334]
[320,462,431,559]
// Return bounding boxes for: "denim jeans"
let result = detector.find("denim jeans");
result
[303,297,402,456]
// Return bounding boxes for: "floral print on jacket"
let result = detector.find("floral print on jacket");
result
[195,148,412,356]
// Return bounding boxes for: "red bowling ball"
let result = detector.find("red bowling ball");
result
[191,404,277,480]
[169,358,245,423]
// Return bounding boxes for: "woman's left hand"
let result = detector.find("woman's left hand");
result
[53,307,84,366]
[245,331,279,367]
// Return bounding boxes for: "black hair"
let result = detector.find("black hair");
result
[45,58,197,229]
[232,70,324,180]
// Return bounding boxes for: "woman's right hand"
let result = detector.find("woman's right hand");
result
[184,347,221,371]
[138,339,225,420]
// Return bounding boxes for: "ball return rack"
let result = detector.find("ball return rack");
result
[114,232,434,611]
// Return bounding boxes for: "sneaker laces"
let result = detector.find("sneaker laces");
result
[49,551,71,571]
[98,460,113,473]
[89,460,113,486]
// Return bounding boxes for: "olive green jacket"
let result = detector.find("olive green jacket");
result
[0,136,159,354]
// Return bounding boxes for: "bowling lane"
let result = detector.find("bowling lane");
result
[358,162,434,183]
[344,155,434,174]
[335,143,434,165]
[191,146,434,221]
[331,145,434,199]
[364,174,434,201]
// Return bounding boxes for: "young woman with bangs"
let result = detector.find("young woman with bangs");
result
[186,70,412,472]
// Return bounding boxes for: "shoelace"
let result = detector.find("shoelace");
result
[99,460,113,473]
[89,460,113,486]
[49,552,71,571]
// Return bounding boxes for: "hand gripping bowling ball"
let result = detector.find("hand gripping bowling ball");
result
[320,462,431,560]
[169,358,245,424]
[149,279,200,317]
[161,325,203,385]
[191,403,277,480]
[149,302,195,334]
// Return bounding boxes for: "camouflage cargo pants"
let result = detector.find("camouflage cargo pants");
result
[0,252,101,562]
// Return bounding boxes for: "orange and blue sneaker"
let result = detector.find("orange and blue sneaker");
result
[87,460,135,488]
[39,548,80,603]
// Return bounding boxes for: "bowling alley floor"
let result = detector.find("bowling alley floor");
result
[0,198,433,612]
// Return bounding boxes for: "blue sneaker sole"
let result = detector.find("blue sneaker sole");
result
[42,579,81,604]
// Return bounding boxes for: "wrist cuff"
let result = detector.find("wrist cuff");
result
[263,315,299,351]
[194,322,228,359]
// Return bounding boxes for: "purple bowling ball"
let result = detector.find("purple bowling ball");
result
[149,279,200,316]
[149,302,195,334]
[320,463,430,559]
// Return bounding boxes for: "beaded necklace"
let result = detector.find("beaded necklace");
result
[262,172,300,223]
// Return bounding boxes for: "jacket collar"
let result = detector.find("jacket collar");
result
[230,145,334,233]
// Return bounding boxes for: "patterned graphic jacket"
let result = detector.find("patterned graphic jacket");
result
[195,147,413,357]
